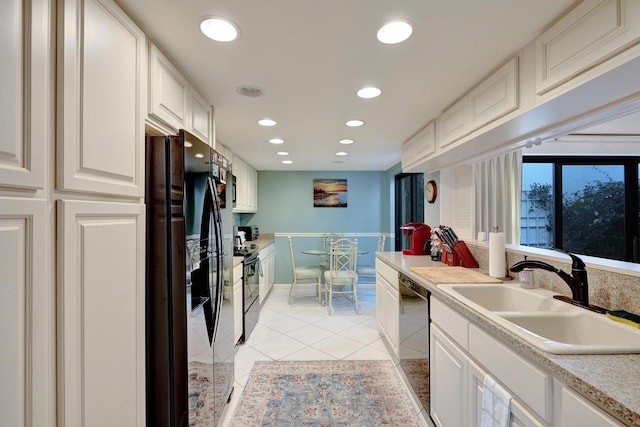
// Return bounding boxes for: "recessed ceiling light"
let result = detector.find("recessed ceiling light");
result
[195,153,204,159]
[345,120,364,127]
[258,119,277,126]
[269,138,284,144]
[377,20,413,44]
[200,17,239,42]
[276,151,289,156]
[336,152,348,156]
[184,141,193,148]
[357,87,381,99]
[282,160,293,164]
[339,139,354,145]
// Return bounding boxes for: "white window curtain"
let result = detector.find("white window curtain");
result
[472,150,522,244]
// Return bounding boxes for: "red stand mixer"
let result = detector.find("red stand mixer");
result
[400,223,431,255]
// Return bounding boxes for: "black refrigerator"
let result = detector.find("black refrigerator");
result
[146,130,234,427]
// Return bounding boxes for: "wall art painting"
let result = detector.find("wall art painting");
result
[313,179,348,207]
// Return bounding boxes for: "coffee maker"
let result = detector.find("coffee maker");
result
[400,223,431,255]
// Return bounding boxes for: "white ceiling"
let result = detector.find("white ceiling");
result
[115,0,578,171]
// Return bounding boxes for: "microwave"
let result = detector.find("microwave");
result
[238,225,259,241]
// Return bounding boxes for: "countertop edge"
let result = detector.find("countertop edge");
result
[376,251,640,426]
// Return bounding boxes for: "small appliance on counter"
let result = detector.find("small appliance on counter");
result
[238,225,259,241]
[400,222,431,255]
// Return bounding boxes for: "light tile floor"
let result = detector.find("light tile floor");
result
[220,282,431,426]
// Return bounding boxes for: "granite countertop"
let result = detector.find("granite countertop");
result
[250,233,275,251]
[376,251,640,426]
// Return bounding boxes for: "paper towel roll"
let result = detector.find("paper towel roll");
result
[489,232,506,278]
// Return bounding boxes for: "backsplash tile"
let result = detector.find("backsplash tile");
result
[466,242,640,315]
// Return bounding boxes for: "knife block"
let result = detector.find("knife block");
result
[451,241,479,268]
[441,248,461,266]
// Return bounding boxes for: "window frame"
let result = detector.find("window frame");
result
[522,156,640,263]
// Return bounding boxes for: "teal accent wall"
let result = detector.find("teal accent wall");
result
[241,169,398,284]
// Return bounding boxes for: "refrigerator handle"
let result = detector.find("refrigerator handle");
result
[206,178,225,340]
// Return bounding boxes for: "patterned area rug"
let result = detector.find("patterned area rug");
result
[189,361,215,427]
[229,360,422,427]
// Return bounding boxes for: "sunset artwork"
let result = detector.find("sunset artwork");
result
[313,179,348,207]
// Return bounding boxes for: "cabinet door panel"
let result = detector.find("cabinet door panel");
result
[0,198,51,426]
[430,324,466,427]
[57,200,145,427]
[190,88,212,146]
[560,387,621,427]
[149,43,189,131]
[58,0,145,197]
[438,98,468,148]
[536,0,640,94]
[0,0,47,188]
[469,324,552,423]
[469,57,518,129]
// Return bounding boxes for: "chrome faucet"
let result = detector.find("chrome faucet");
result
[510,250,606,313]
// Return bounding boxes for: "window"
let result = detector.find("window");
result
[521,156,640,263]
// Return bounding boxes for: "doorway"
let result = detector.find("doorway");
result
[394,173,424,251]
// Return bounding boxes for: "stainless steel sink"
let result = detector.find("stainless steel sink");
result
[438,283,640,354]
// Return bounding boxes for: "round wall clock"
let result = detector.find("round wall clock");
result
[426,180,437,203]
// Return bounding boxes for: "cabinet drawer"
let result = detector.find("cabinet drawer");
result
[469,324,552,423]
[375,259,398,289]
[431,297,469,350]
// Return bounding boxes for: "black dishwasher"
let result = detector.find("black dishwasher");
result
[398,273,431,414]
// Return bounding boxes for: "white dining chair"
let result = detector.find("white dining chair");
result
[319,233,343,271]
[356,235,386,283]
[323,238,359,314]
[287,236,323,305]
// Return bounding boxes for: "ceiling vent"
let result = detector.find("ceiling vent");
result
[237,85,264,97]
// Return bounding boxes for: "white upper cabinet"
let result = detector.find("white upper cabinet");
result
[0,0,48,189]
[58,0,146,197]
[437,97,469,149]
[402,121,436,169]
[437,57,519,149]
[536,0,640,95]
[148,43,189,132]
[233,155,258,213]
[468,57,519,130]
[147,44,214,146]
[189,87,213,146]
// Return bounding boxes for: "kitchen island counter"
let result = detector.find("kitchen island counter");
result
[377,251,640,426]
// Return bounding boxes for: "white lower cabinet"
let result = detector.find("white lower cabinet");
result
[430,324,467,427]
[259,244,276,304]
[375,259,399,356]
[0,198,51,426]
[430,319,545,427]
[233,262,243,344]
[430,296,621,427]
[468,357,545,427]
[57,200,145,427]
[556,382,621,427]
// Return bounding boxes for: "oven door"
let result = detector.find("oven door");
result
[241,254,261,341]
[398,274,431,413]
